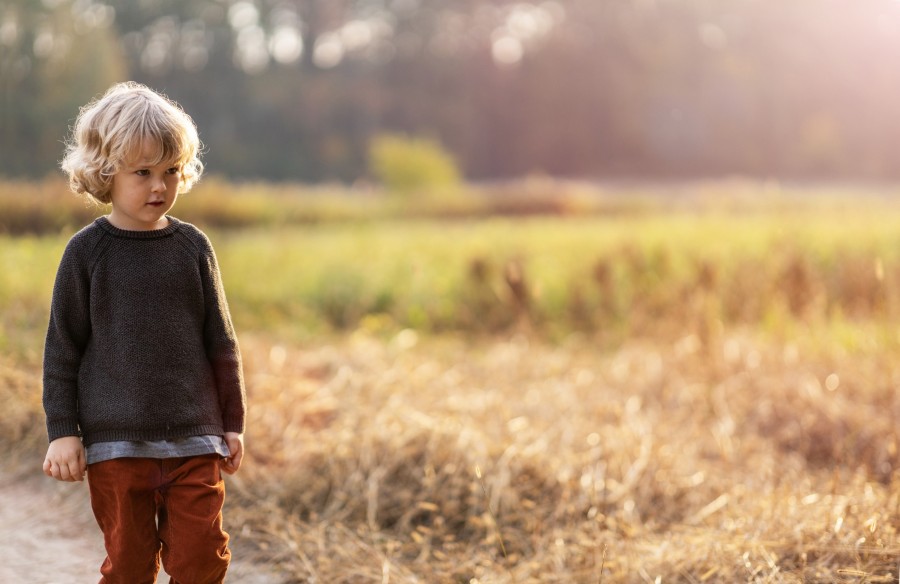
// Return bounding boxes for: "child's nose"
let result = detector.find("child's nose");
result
[151,176,167,192]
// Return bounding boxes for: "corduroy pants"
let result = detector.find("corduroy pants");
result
[87,454,230,584]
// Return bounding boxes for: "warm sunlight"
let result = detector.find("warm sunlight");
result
[7,1,900,582]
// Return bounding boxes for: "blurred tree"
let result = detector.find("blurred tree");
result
[4,0,900,182]
[0,0,126,177]
[368,133,461,195]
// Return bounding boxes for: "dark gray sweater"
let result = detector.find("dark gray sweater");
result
[43,216,246,446]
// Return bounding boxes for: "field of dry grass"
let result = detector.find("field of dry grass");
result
[5,180,900,581]
[231,329,900,583]
[6,329,900,582]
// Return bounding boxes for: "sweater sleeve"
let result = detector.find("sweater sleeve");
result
[198,237,246,434]
[42,238,92,442]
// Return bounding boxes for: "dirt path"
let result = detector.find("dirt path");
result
[0,468,286,583]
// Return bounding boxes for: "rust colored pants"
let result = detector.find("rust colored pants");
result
[87,454,231,584]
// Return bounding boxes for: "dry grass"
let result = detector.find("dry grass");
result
[232,330,900,582]
[176,332,900,582]
[9,328,900,582]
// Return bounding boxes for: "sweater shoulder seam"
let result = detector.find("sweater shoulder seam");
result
[173,223,212,259]
[66,222,112,276]
[87,230,114,275]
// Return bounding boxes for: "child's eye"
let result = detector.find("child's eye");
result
[135,169,150,177]
[166,167,181,175]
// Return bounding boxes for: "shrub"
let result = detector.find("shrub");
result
[368,134,461,196]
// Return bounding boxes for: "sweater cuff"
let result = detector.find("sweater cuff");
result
[223,417,245,434]
[47,419,82,443]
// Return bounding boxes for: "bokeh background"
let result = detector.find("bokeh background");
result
[6,0,900,182]
[8,2,900,583]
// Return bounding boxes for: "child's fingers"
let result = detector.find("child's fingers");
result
[47,460,61,480]
[45,456,84,482]
[221,433,245,475]
[57,460,73,481]
[66,458,84,481]
[220,454,241,475]
[230,448,243,472]
[220,456,235,475]
[43,438,86,482]
[49,460,65,481]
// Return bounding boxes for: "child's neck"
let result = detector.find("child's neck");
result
[106,213,170,231]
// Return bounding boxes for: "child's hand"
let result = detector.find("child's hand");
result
[221,432,244,475]
[43,436,86,482]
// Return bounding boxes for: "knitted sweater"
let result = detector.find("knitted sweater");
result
[43,216,246,446]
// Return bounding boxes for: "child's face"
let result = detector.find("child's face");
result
[108,141,181,231]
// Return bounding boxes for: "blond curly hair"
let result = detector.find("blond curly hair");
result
[60,81,203,204]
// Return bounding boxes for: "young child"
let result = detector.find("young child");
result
[42,81,246,583]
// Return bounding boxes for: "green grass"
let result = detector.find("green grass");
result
[7,180,900,357]
[211,207,900,339]
[0,236,64,360]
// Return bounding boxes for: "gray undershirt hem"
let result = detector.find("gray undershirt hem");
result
[85,435,231,465]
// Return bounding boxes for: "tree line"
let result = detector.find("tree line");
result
[3,0,900,183]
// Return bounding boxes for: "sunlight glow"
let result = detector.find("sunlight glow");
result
[138,17,178,73]
[507,5,553,39]
[141,37,169,72]
[313,31,344,68]
[492,35,524,65]
[0,18,18,46]
[269,25,303,64]
[180,20,209,72]
[489,3,564,66]
[340,20,373,52]
[235,24,269,73]
[33,27,55,58]
[310,18,396,66]
[72,1,115,33]
[228,1,259,30]
[539,0,566,24]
